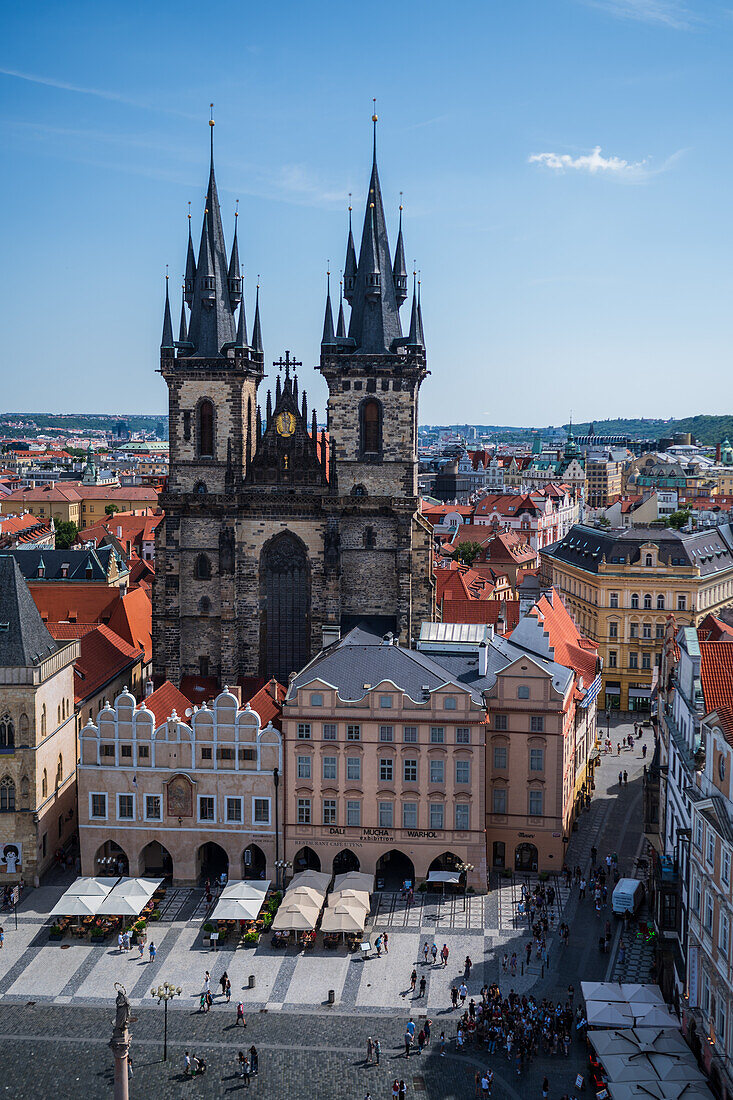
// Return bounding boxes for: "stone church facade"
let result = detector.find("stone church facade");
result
[153,119,434,688]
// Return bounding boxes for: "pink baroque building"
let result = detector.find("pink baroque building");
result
[281,623,488,892]
[78,687,282,885]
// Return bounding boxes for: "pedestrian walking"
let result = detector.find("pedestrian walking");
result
[404,1031,412,1058]
[525,941,531,965]
[439,1031,446,1056]
[249,1045,258,1076]
[419,975,426,998]
[617,742,621,755]
[424,1019,431,1046]
[204,970,211,992]
[410,968,417,992]
[464,955,472,980]
[618,771,623,787]
[242,1056,250,1087]
[624,770,628,786]
[375,934,382,956]
[502,952,508,973]
[236,1001,246,1026]
[138,938,144,958]
[441,943,449,967]
[219,971,228,997]
[238,1051,246,1078]
[417,1028,425,1054]
[459,981,468,1005]
[118,932,124,954]
[374,1038,381,1065]
[451,985,459,1009]
[148,940,156,962]
[225,976,231,1002]
[431,942,438,964]
[423,942,430,964]
[184,1050,191,1076]
[128,1055,133,1079]
[542,1075,549,1099]
[643,743,647,758]
[366,1036,374,1064]
[383,932,389,953]
[392,1081,400,1099]
[399,1081,407,1099]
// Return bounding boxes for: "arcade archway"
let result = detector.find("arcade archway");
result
[332,849,360,875]
[514,843,538,873]
[242,844,266,879]
[139,840,172,880]
[292,846,321,873]
[95,840,129,877]
[197,842,229,884]
[375,849,415,891]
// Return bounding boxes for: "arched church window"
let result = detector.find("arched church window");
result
[194,481,208,495]
[260,533,310,684]
[0,715,14,751]
[198,399,215,458]
[18,714,29,744]
[361,399,382,455]
[194,554,212,581]
[42,769,47,799]
[20,776,29,808]
[56,754,63,786]
[363,527,376,549]
[0,777,15,812]
[41,705,46,736]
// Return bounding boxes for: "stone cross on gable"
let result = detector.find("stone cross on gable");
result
[272,350,302,378]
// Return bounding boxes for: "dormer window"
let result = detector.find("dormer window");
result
[37,564,45,578]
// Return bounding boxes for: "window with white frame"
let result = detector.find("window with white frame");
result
[378,757,393,782]
[455,803,470,830]
[529,748,545,772]
[90,793,107,819]
[456,760,470,784]
[705,893,714,933]
[707,831,716,868]
[430,759,445,784]
[117,794,134,820]
[297,723,311,739]
[723,850,731,887]
[322,756,337,781]
[297,798,311,824]
[347,724,361,741]
[403,726,417,742]
[456,727,470,744]
[695,820,703,849]
[378,801,394,827]
[429,802,444,829]
[430,727,445,744]
[403,758,417,782]
[145,794,162,821]
[529,789,544,817]
[379,725,394,742]
[493,787,507,814]
[717,999,727,1048]
[493,745,508,769]
[493,714,508,731]
[530,716,544,733]
[346,756,361,781]
[297,755,311,779]
[719,911,730,957]
[253,798,270,825]
[226,797,243,823]
[346,800,361,826]
[198,796,215,822]
[323,723,337,740]
[402,801,417,828]
[323,799,336,825]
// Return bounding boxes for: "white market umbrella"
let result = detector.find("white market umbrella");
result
[211,897,264,921]
[106,877,162,898]
[271,902,320,931]
[632,1005,680,1028]
[585,1001,634,1028]
[329,889,370,911]
[333,871,374,893]
[582,980,626,1002]
[96,895,148,917]
[589,1028,689,1060]
[50,894,103,917]
[288,870,331,892]
[321,905,366,933]
[220,879,270,901]
[65,877,114,897]
[285,886,324,907]
[621,984,665,1006]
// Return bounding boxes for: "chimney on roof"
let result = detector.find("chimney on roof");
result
[145,679,154,697]
[228,685,242,704]
[322,623,341,649]
[117,526,122,538]
[478,640,488,676]
[267,678,278,700]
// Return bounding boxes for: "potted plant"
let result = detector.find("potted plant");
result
[202,920,214,948]
[243,930,259,947]
[49,924,63,941]
[150,909,161,922]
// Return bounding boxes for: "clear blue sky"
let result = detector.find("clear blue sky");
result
[2,0,731,425]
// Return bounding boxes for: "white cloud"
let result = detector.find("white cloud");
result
[579,0,698,29]
[528,145,680,181]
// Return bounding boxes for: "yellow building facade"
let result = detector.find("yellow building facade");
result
[541,524,733,712]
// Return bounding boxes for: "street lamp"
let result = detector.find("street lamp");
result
[457,862,475,910]
[150,981,181,1060]
[275,859,291,891]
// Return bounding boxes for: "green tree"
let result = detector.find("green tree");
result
[453,541,483,566]
[55,520,78,549]
[665,509,692,530]
[598,516,611,527]
[104,503,120,517]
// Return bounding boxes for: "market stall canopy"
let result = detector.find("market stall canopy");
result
[586,1001,635,1028]
[271,901,321,931]
[104,877,163,898]
[286,885,325,907]
[220,880,270,901]
[320,904,366,933]
[65,877,115,897]
[211,897,265,922]
[49,894,106,917]
[582,981,626,1003]
[631,1005,680,1028]
[589,1028,690,1060]
[96,877,162,916]
[426,871,462,885]
[288,870,331,892]
[607,1082,712,1100]
[333,872,374,893]
[329,889,370,911]
[620,985,666,1006]
[600,1052,692,1084]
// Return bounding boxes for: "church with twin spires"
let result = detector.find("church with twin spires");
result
[153,116,435,689]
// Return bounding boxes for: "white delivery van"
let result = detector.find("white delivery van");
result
[612,878,645,917]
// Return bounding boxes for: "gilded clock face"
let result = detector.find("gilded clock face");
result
[275,411,296,438]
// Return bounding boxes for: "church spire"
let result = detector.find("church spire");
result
[184,204,196,306]
[336,279,346,339]
[161,273,174,350]
[392,197,408,305]
[407,272,422,348]
[182,109,237,358]
[343,198,357,303]
[178,285,188,344]
[251,282,263,354]
[235,292,248,348]
[321,270,336,347]
[417,274,425,346]
[346,109,404,354]
[228,202,242,309]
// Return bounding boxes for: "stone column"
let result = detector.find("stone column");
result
[110,985,131,1100]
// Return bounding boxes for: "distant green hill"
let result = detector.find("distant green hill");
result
[563,416,733,446]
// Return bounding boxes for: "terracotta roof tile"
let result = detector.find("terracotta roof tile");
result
[142,681,193,726]
[246,679,286,729]
[74,625,142,705]
[529,589,598,688]
[107,587,152,663]
[700,642,733,739]
[440,599,521,632]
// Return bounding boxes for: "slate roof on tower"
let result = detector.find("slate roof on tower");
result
[0,555,58,667]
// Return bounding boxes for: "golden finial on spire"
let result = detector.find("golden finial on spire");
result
[235,198,239,219]
[187,200,191,221]
[209,102,215,127]
[399,190,403,212]
[372,97,378,123]
[348,192,352,213]
[165,264,169,281]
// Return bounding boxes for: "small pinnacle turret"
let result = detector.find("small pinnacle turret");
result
[321,272,336,347]
[161,276,174,350]
[178,286,188,345]
[336,281,346,339]
[251,284,263,354]
[344,202,357,303]
[228,207,242,309]
[393,202,408,305]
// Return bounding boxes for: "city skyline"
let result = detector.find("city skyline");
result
[2,0,731,422]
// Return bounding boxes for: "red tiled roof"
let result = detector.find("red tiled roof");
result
[180,675,221,704]
[529,589,598,689]
[440,599,521,631]
[142,681,193,726]
[74,625,142,705]
[700,642,733,740]
[5,484,82,502]
[435,562,496,602]
[32,586,120,624]
[46,622,99,640]
[246,679,286,729]
[698,613,733,642]
[107,587,152,663]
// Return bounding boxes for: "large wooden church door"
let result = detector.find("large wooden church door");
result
[260,533,310,682]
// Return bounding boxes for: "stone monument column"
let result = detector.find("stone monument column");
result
[110,983,131,1100]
